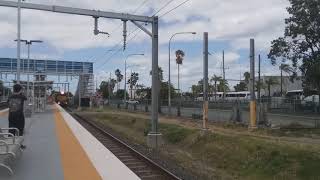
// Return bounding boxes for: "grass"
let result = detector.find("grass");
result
[79,110,320,180]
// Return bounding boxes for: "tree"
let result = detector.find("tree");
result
[268,0,320,94]
[244,72,250,85]
[191,79,204,96]
[115,69,123,90]
[127,72,139,99]
[217,79,230,92]
[99,79,116,99]
[160,82,176,101]
[279,63,294,95]
[150,66,164,82]
[234,81,247,92]
[115,89,128,99]
[175,50,185,65]
[210,75,222,100]
[265,77,279,97]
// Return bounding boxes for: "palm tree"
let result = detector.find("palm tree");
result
[265,77,279,98]
[128,72,139,99]
[175,50,185,117]
[175,50,185,65]
[175,50,185,91]
[279,64,293,96]
[244,72,250,85]
[115,69,123,91]
[210,75,222,101]
[218,79,230,92]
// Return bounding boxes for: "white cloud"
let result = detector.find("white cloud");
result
[0,0,291,91]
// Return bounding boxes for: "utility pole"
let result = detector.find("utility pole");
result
[280,64,283,96]
[222,50,226,100]
[203,32,209,131]
[16,0,21,83]
[78,75,81,110]
[258,54,261,101]
[124,59,127,103]
[108,72,111,105]
[130,69,133,99]
[250,39,257,129]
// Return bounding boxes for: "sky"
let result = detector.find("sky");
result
[0,0,290,93]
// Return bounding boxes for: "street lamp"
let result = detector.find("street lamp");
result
[124,53,144,103]
[16,0,24,83]
[168,32,196,116]
[15,39,43,103]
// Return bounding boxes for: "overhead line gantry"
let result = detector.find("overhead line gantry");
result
[0,0,161,147]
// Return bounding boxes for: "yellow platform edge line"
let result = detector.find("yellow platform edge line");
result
[0,109,8,117]
[53,108,102,180]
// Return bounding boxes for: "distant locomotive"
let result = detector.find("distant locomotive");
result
[55,91,69,107]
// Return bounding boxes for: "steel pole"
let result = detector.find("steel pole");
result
[16,0,21,83]
[32,79,34,113]
[151,16,159,134]
[109,72,111,104]
[177,64,181,116]
[222,50,225,100]
[203,32,209,130]
[250,39,257,129]
[168,38,172,116]
[27,43,30,102]
[258,54,261,101]
[78,75,81,109]
[124,59,127,102]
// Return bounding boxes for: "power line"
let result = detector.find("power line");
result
[97,28,141,69]
[90,0,150,63]
[97,0,177,69]
[159,0,191,18]
[152,0,175,16]
[94,27,141,65]
[133,0,150,14]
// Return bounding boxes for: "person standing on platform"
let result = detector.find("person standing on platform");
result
[8,84,27,149]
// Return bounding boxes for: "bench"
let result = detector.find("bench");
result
[0,128,24,175]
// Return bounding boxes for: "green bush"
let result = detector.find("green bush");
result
[160,124,195,144]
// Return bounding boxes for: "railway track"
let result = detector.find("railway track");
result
[70,112,181,180]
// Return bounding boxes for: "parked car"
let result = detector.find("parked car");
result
[126,99,139,104]
[301,95,319,106]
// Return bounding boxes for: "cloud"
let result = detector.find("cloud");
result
[0,0,291,92]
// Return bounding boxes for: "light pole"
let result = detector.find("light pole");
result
[168,32,196,116]
[15,39,43,103]
[124,54,144,103]
[16,0,24,83]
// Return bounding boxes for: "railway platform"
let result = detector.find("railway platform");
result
[0,104,140,180]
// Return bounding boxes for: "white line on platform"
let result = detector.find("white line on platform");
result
[56,105,140,180]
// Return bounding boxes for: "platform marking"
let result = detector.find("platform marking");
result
[0,108,8,117]
[54,108,102,180]
[56,105,141,180]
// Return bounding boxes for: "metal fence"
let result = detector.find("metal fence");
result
[106,97,320,129]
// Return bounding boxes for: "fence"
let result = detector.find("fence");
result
[106,97,320,129]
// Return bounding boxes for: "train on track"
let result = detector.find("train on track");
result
[53,91,69,107]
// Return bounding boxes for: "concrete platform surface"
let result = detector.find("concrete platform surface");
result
[0,105,140,180]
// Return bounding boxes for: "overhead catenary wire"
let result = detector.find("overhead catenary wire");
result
[159,0,191,18]
[96,0,179,70]
[152,0,176,16]
[98,27,141,69]
[89,0,150,63]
